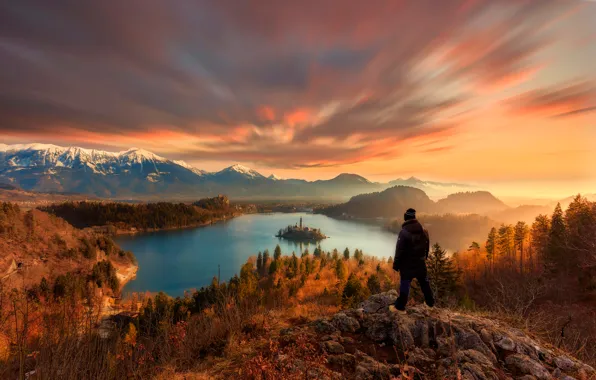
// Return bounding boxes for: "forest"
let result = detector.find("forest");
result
[39,196,238,231]
[453,194,596,364]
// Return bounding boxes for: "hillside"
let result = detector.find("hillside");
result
[226,292,595,379]
[38,196,246,233]
[319,186,435,218]
[435,191,509,214]
[318,187,509,220]
[0,202,136,291]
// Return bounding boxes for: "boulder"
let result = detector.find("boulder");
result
[332,312,360,333]
[505,354,551,380]
[324,341,346,355]
[359,290,397,313]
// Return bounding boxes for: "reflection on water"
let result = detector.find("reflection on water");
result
[116,213,397,296]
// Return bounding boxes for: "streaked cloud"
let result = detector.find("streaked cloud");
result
[0,0,594,177]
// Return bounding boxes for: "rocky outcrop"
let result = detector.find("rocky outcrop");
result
[286,291,595,380]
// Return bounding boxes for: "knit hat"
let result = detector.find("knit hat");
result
[404,208,416,221]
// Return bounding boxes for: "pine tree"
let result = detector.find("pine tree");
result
[427,243,460,304]
[302,248,310,258]
[335,259,347,281]
[354,249,363,262]
[564,195,593,276]
[546,203,567,273]
[332,249,339,261]
[343,247,350,260]
[514,221,529,273]
[485,227,497,273]
[274,245,282,261]
[268,260,278,275]
[367,274,382,294]
[497,224,515,268]
[467,242,481,283]
[256,252,263,275]
[342,273,370,308]
[530,214,550,272]
[313,246,322,258]
[263,249,270,273]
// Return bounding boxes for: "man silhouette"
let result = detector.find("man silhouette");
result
[389,208,435,312]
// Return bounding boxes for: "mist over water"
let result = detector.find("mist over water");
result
[116,213,397,296]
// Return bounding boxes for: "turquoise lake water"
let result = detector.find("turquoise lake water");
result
[116,213,397,296]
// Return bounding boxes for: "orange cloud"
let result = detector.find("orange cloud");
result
[257,106,276,122]
[505,83,596,118]
[284,108,312,127]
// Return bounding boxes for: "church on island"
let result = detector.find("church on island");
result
[275,217,327,241]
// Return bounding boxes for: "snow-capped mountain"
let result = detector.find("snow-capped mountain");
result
[0,143,476,200]
[212,164,265,180]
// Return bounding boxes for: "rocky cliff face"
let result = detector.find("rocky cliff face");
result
[276,291,595,380]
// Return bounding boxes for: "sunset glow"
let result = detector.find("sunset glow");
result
[1,0,595,198]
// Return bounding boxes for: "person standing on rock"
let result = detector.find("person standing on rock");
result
[389,208,435,312]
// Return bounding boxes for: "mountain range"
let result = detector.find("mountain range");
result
[0,144,477,200]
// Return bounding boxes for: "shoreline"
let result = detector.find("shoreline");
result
[111,213,243,237]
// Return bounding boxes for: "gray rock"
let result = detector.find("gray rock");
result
[554,355,576,372]
[406,348,434,367]
[327,353,356,370]
[359,290,397,313]
[456,329,496,362]
[495,335,517,352]
[505,354,551,380]
[344,308,365,321]
[460,362,499,380]
[364,313,391,342]
[314,318,338,334]
[332,312,360,333]
[390,318,415,351]
[324,341,345,355]
[457,349,495,368]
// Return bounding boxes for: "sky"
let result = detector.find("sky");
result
[0,0,595,198]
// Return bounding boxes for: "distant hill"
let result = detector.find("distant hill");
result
[318,186,509,219]
[1,143,473,200]
[435,191,509,214]
[318,186,435,218]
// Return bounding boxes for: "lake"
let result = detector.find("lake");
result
[116,213,397,296]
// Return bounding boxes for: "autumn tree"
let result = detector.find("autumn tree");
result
[343,247,350,260]
[497,224,515,268]
[514,221,529,273]
[335,259,347,281]
[467,242,481,283]
[530,214,550,272]
[546,203,567,273]
[485,227,497,274]
[354,249,364,262]
[256,252,263,275]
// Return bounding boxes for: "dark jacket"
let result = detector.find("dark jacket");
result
[393,219,430,277]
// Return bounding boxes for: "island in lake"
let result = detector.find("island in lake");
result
[275,217,327,241]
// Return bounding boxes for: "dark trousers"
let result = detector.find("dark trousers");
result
[395,271,435,310]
